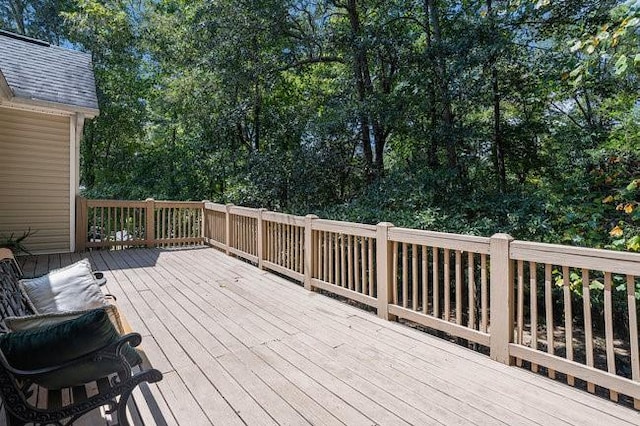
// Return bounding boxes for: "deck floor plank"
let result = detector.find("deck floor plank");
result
[189,248,640,425]
[169,250,549,424]
[4,247,640,426]
[186,250,530,425]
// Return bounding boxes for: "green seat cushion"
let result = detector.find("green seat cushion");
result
[0,309,142,389]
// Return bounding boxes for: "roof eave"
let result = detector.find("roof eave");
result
[0,70,13,101]
[1,96,99,118]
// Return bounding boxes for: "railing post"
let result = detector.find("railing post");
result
[145,198,155,248]
[490,233,515,365]
[304,214,319,291]
[376,222,395,320]
[75,196,87,252]
[202,200,210,244]
[225,203,233,255]
[257,208,267,269]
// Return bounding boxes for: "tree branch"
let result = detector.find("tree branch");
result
[278,56,344,71]
[550,101,584,129]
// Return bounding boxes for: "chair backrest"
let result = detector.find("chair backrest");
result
[0,250,35,330]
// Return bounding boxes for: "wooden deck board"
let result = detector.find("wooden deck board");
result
[4,247,640,426]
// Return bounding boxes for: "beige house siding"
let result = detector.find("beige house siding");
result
[0,106,71,253]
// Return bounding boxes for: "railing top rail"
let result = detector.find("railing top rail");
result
[312,219,377,238]
[228,205,260,218]
[204,202,226,213]
[262,211,306,226]
[86,199,147,208]
[389,227,491,254]
[154,201,204,208]
[511,240,640,275]
[86,199,204,209]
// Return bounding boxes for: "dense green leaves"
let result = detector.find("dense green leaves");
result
[0,0,638,253]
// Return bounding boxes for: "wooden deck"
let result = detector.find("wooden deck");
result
[11,247,640,425]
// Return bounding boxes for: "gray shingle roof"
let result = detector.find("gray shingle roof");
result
[0,31,99,114]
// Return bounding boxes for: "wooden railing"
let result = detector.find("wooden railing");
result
[311,219,378,308]
[509,241,640,407]
[77,198,640,407]
[386,227,492,347]
[76,197,205,250]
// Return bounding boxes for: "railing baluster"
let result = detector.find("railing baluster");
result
[412,244,418,311]
[318,231,329,281]
[368,238,374,297]
[161,207,166,246]
[402,243,408,308]
[545,263,555,379]
[583,268,594,393]
[347,235,354,290]
[392,241,398,305]
[360,237,366,294]
[563,265,574,386]
[516,260,524,367]
[327,232,333,283]
[433,247,439,319]
[455,250,462,325]
[481,254,487,333]
[530,261,538,373]
[444,248,450,322]
[468,252,475,330]
[422,247,428,315]
[354,236,361,293]
[300,226,304,273]
[604,272,617,401]
[334,233,339,285]
[340,235,346,287]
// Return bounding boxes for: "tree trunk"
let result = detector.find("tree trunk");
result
[253,81,261,151]
[346,0,380,180]
[422,0,439,168]
[427,0,457,169]
[488,0,506,192]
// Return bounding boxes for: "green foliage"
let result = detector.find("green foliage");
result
[3,0,639,269]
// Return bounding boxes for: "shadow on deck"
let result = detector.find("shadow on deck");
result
[12,247,640,426]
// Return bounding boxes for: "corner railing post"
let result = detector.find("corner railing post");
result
[75,196,87,252]
[304,215,319,290]
[257,208,267,269]
[490,233,515,365]
[145,198,155,248]
[225,203,233,255]
[376,222,395,320]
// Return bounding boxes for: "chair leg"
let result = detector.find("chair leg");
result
[116,390,133,426]
[5,412,25,426]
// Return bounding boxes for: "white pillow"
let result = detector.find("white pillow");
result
[19,259,107,314]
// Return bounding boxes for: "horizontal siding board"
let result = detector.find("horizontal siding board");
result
[0,109,68,128]
[0,201,69,210]
[0,220,69,229]
[0,135,70,149]
[0,152,69,163]
[0,106,71,253]
[0,232,71,243]
[0,121,69,134]
[0,189,69,198]
[0,163,69,171]
[0,211,70,219]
